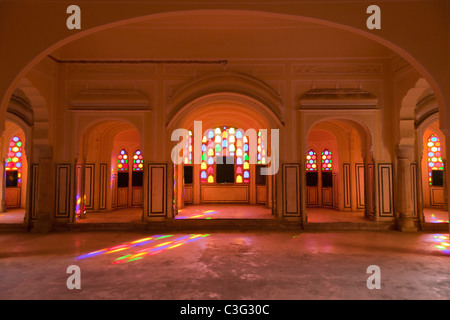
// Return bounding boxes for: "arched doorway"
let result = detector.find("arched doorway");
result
[419,121,448,223]
[170,92,281,220]
[75,120,144,223]
[114,131,144,209]
[0,120,28,224]
[304,118,375,223]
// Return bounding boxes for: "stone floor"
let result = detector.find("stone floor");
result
[2,206,448,225]
[306,208,368,222]
[176,204,273,219]
[0,229,448,300]
[0,208,25,224]
[423,208,450,223]
[77,207,144,223]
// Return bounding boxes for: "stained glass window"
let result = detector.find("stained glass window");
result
[427,133,444,185]
[184,130,193,165]
[306,149,317,171]
[118,149,128,171]
[321,149,332,171]
[257,131,266,165]
[201,127,250,184]
[132,150,144,171]
[5,136,23,186]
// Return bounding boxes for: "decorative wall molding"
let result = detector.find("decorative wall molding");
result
[164,65,196,76]
[253,65,285,76]
[70,89,150,109]
[293,63,382,76]
[415,93,438,126]
[377,163,394,217]
[200,185,249,203]
[8,94,34,126]
[299,88,378,109]
[147,163,167,216]
[99,163,107,210]
[55,164,71,218]
[30,164,39,220]
[84,164,95,210]
[355,163,365,209]
[282,163,300,216]
[343,163,351,209]
[66,64,158,76]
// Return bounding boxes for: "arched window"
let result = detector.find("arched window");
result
[5,136,23,186]
[201,127,251,184]
[132,150,144,171]
[321,149,332,171]
[427,133,444,186]
[118,149,128,171]
[306,149,317,171]
[201,129,215,184]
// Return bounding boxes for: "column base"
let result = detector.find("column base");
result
[398,217,418,232]
[32,214,53,233]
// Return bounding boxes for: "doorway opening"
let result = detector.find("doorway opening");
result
[175,126,274,219]
[420,121,449,223]
[0,121,28,224]
[75,121,144,224]
[305,120,374,223]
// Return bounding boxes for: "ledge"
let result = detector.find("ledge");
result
[299,88,378,109]
[70,89,150,109]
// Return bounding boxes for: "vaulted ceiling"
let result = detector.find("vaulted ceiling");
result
[51,11,396,61]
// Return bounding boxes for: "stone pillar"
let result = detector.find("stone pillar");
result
[443,159,448,211]
[32,145,54,233]
[445,136,450,234]
[396,145,417,232]
[0,159,6,213]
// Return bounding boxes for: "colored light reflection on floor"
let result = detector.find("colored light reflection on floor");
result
[429,234,450,254]
[429,213,450,223]
[75,234,210,263]
[75,234,173,260]
[0,214,15,218]
[175,210,218,219]
[113,234,210,264]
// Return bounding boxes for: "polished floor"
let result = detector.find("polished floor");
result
[306,208,368,222]
[0,208,25,224]
[1,206,448,224]
[77,207,143,223]
[423,208,450,223]
[0,230,448,300]
[176,204,273,219]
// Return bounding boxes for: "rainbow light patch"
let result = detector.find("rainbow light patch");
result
[429,234,450,255]
[75,234,211,263]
